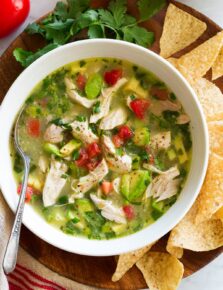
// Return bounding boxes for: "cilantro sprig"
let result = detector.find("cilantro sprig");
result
[13,0,166,67]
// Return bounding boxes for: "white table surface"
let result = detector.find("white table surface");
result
[0,1,222,289]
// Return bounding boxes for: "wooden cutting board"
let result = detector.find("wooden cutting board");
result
[0,1,222,289]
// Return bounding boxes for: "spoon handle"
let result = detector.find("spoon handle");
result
[3,155,30,274]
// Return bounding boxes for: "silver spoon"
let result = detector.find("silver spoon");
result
[3,107,31,274]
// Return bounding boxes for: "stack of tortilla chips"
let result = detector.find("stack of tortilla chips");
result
[111,3,223,290]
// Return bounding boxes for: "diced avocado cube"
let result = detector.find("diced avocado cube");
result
[60,139,81,156]
[151,199,165,221]
[76,198,94,213]
[43,143,61,157]
[111,223,127,235]
[121,170,150,203]
[174,134,188,164]
[167,148,176,161]
[121,174,131,199]
[133,127,150,146]
[85,73,103,99]
[102,221,113,233]
[151,199,165,213]
[132,155,141,169]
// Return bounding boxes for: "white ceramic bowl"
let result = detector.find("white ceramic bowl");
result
[0,39,209,256]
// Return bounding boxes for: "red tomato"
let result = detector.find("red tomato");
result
[76,74,86,90]
[104,69,122,86]
[150,87,169,100]
[0,0,30,38]
[130,99,150,119]
[86,159,100,171]
[101,181,113,195]
[87,142,101,158]
[123,205,135,220]
[27,118,40,137]
[17,184,33,203]
[75,148,89,167]
[112,135,124,148]
[118,125,133,140]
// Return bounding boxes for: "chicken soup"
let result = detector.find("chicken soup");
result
[11,58,192,239]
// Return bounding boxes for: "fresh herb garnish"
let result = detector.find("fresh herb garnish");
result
[13,0,166,67]
[72,150,80,160]
[50,118,72,129]
[57,195,69,204]
[13,44,60,68]
[76,115,86,122]
[92,101,101,114]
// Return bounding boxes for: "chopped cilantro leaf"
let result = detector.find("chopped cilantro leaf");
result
[76,115,86,122]
[92,101,101,114]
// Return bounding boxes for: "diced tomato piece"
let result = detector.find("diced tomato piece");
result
[123,205,135,220]
[112,135,124,148]
[76,74,86,90]
[86,159,100,171]
[150,86,169,100]
[118,125,133,140]
[130,99,150,119]
[104,69,122,86]
[27,118,40,137]
[17,184,34,203]
[75,148,89,167]
[101,181,113,195]
[87,142,101,158]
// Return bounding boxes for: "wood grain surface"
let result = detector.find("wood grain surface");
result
[0,1,223,289]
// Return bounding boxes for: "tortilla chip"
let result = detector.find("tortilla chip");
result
[208,121,223,157]
[136,252,184,290]
[160,4,207,59]
[167,57,178,68]
[167,200,223,252]
[166,241,184,259]
[212,47,223,80]
[214,206,223,220]
[195,153,223,224]
[192,78,223,121]
[177,31,223,82]
[112,243,154,282]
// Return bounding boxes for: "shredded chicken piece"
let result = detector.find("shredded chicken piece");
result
[144,166,180,201]
[90,194,126,224]
[42,159,68,207]
[90,78,127,123]
[126,95,132,109]
[176,114,190,124]
[70,119,99,144]
[38,156,49,173]
[65,78,96,108]
[143,164,165,175]
[151,131,171,150]
[44,124,64,144]
[102,135,132,173]
[112,177,121,194]
[72,159,109,195]
[100,107,128,130]
[150,100,181,116]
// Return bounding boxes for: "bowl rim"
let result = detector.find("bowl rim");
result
[0,39,209,256]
